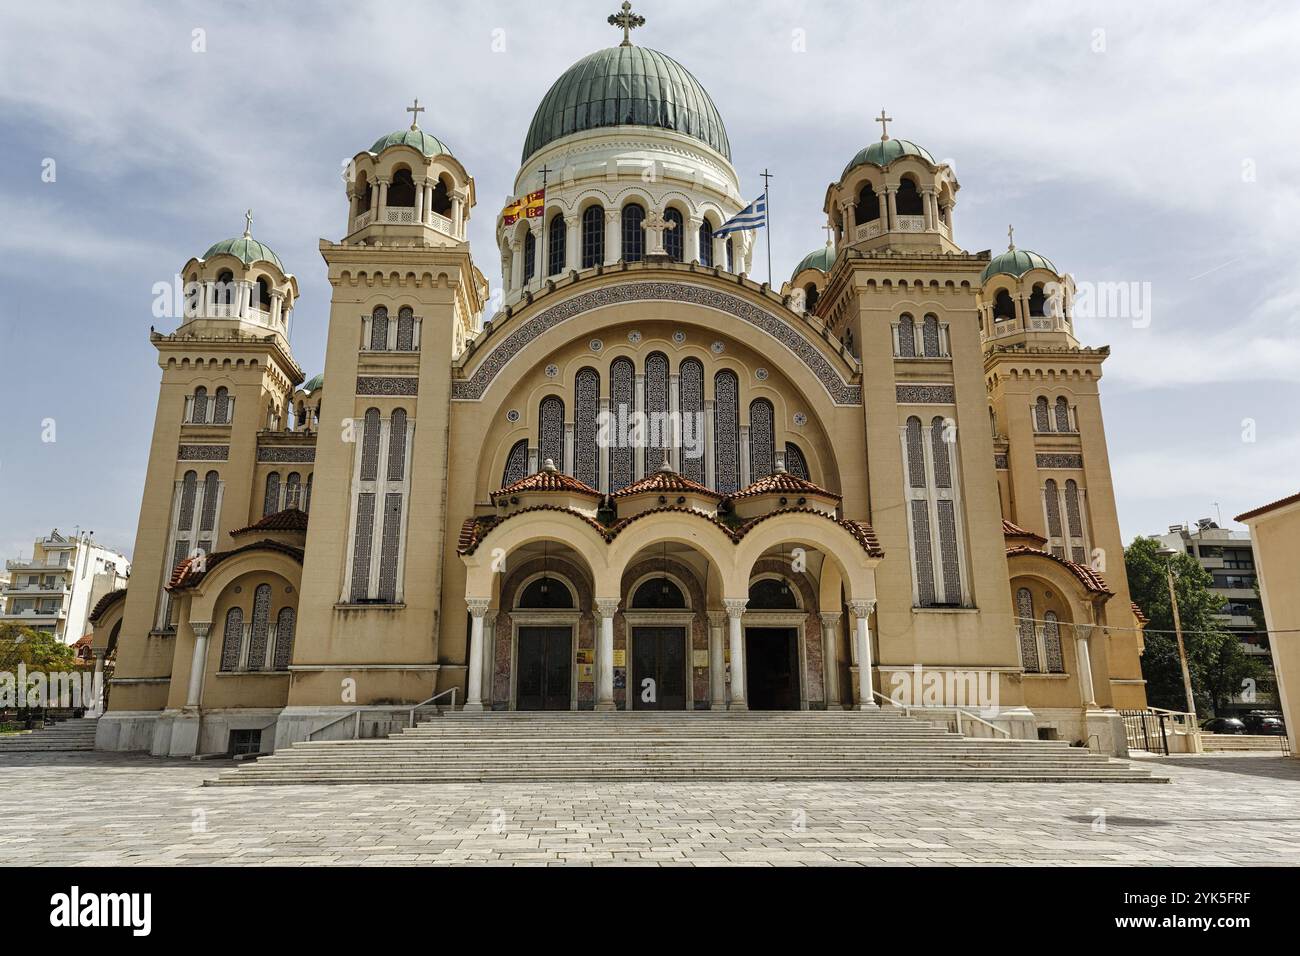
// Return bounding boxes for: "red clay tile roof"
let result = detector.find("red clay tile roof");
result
[729,471,842,501]
[87,588,127,623]
[1005,545,1114,596]
[1001,519,1047,545]
[612,468,723,500]
[167,539,305,591]
[492,467,602,504]
[1235,491,1300,523]
[1131,601,1149,625]
[230,508,309,537]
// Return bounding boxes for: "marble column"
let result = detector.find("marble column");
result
[1075,624,1097,708]
[465,599,490,711]
[603,210,620,265]
[686,216,702,264]
[91,651,107,715]
[885,188,897,232]
[707,610,727,710]
[185,621,212,708]
[840,200,856,239]
[820,612,842,708]
[849,600,878,709]
[595,599,619,711]
[724,599,748,710]
[414,181,426,224]
[566,217,580,272]
[376,179,389,221]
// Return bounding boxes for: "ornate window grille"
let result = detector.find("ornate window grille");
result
[713,370,740,493]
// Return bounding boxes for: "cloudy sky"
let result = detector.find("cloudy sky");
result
[1,0,1297,561]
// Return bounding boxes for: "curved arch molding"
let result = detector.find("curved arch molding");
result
[453,281,862,405]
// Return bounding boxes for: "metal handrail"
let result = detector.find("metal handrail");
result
[408,688,458,727]
[872,690,1012,738]
[306,709,361,742]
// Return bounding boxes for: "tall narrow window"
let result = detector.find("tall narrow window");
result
[220,606,243,672]
[581,205,604,268]
[387,409,408,481]
[1016,587,1039,672]
[1065,479,1086,563]
[377,493,403,602]
[192,387,208,423]
[664,208,684,261]
[574,367,600,488]
[523,230,536,284]
[304,474,313,513]
[898,314,916,357]
[273,607,295,671]
[903,416,968,607]
[1055,397,1072,432]
[609,357,635,491]
[369,306,389,351]
[678,358,705,485]
[246,584,272,671]
[213,387,230,424]
[922,314,941,357]
[1029,283,1047,317]
[1044,478,1064,558]
[644,352,669,469]
[713,370,740,493]
[896,177,923,216]
[284,472,301,510]
[1034,396,1051,432]
[503,439,529,487]
[199,470,220,551]
[350,494,376,601]
[396,306,415,351]
[698,219,714,266]
[548,213,565,276]
[621,204,645,262]
[1043,611,1064,673]
[538,396,565,471]
[263,472,280,517]
[749,398,775,481]
[784,442,809,481]
[726,237,735,272]
[856,184,880,223]
[360,408,381,481]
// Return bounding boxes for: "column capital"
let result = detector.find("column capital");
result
[723,598,748,618]
[706,609,728,627]
[466,598,491,617]
[818,611,842,627]
[595,598,620,618]
[604,209,620,224]
[190,621,212,639]
[848,599,876,618]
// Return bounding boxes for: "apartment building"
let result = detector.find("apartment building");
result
[1,530,130,644]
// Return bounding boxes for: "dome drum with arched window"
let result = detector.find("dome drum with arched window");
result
[180,214,299,340]
[977,233,1077,347]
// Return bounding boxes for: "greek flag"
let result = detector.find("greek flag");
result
[714,195,767,237]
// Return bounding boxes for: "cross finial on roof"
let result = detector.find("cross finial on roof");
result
[875,108,892,141]
[1007,224,1015,251]
[406,98,425,130]
[608,2,645,46]
[822,222,834,247]
[244,209,253,237]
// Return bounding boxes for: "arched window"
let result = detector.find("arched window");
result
[220,606,243,672]
[581,205,604,268]
[856,184,880,223]
[538,396,565,471]
[749,398,775,481]
[1055,397,1072,432]
[574,367,600,488]
[803,283,819,314]
[664,208,684,261]
[256,277,272,310]
[356,172,372,213]
[246,583,272,671]
[678,358,705,485]
[430,178,451,217]
[1016,587,1039,672]
[502,439,529,487]
[396,306,415,351]
[621,203,645,262]
[283,472,301,510]
[304,473,313,513]
[713,369,740,493]
[904,417,925,489]
[369,306,389,351]
[548,213,565,276]
[1065,479,1085,563]
[176,470,197,531]
[263,471,281,516]
[378,491,403,603]
[213,387,230,424]
[523,230,536,284]
[784,442,810,481]
[1043,611,1064,673]
[896,177,923,216]
[993,289,1016,321]
[748,577,798,610]
[388,168,416,207]
[519,576,574,609]
[1035,396,1052,432]
[1044,479,1064,557]
[273,607,295,671]
[922,314,941,357]
[608,357,635,491]
[1029,283,1047,317]
[387,408,408,481]
[726,237,735,272]
[698,218,714,266]
[632,577,686,609]
[200,471,220,534]
[898,314,916,357]
[215,270,234,305]
[930,417,951,488]
[192,386,208,423]
[644,352,669,469]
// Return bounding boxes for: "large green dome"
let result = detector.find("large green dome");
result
[522,45,730,163]
[201,235,283,270]
[981,247,1057,283]
[842,138,936,177]
[369,128,452,158]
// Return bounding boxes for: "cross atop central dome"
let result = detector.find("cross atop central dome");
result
[520,4,731,164]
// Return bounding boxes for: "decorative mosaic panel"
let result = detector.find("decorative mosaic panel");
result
[714,369,740,494]
[377,493,403,602]
[574,367,600,487]
[178,472,197,531]
[896,384,955,404]
[911,500,935,607]
[994,453,1009,469]
[905,418,925,489]
[898,315,916,357]
[749,399,775,480]
[350,493,375,601]
[644,352,669,469]
[538,395,565,471]
[247,583,272,671]
[930,417,952,489]
[256,445,315,463]
[178,444,229,461]
[502,439,528,487]
[937,499,961,605]
[1016,588,1039,672]
[1043,611,1064,673]
[220,606,243,672]
[678,358,705,484]
[357,376,418,396]
[452,282,861,405]
[387,409,408,481]
[1037,453,1083,469]
[785,442,809,480]
[273,607,295,671]
[360,409,381,481]
[609,357,634,491]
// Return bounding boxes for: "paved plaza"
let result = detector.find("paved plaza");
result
[1,751,1297,866]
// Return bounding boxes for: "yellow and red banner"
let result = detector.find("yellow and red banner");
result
[502,188,545,225]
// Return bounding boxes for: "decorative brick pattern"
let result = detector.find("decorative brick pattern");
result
[357,376,419,396]
[1036,453,1083,469]
[178,444,229,461]
[896,384,955,404]
[257,445,315,463]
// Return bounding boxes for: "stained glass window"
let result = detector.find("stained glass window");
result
[1035,396,1051,432]
[1055,397,1071,432]
[360,408,381,481]
[905,417,925,488]
[350,493,375,601]
[1017,588,1039,672]
[574,367,600,487]
[1044,479,1064,557]
[538,396,565,471]
[937,499,961,604]
[378,492,403,602]
[784,442,809,480]
[370,306,389,351]
[922,314,940,357]
[387,408,408,481]
[609,357,635,491]
[284,472,301,510]
[220,606,243,672]
[245,584,271,671]
[263,471,280,517]
[898,315,916,357]
[930,417,951,488]
[396,307,414,351]
[200,471,219,531]
[179,471,198,530]
[213,387,229,424]
[749,398,775,481]
[678,358,705,484]
[644,352,669,469]
[713,370,740,493]
[192,387,208,423]
[273,607,295,671]
[1043,611,1064,673]
[911,500,935,606]
[523,231,536,284]
[503,439,529,486]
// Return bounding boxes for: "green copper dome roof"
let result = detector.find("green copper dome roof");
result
[201,235,283,270]
[792,245,836,278]
[842,138,936,177]
[302,373,324,393]
[522,45,731,163]
[981,247,1058,283]
[369,128,452,158]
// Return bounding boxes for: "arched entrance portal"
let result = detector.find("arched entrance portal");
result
[627,576,690,711]
[744,575,806,710]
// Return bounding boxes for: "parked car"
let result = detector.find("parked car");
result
[1201,717,1247,734]
[1241,713,1287,736]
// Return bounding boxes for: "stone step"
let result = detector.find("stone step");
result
[0,718,98,752]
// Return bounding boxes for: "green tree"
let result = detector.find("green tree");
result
[0,623,75,673]
[1125,537,1266,716]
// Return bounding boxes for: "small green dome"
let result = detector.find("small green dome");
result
[792,244,836,278]
[369,128,452,158]
[302,373,324,393]
[523,45,730,163]
[842,138,936,177]
[201,235,283,270]
[981,248,1057,283]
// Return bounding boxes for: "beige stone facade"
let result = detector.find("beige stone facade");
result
[96,30,1147,758]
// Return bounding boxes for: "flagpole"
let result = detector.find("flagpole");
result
[760,168,773,287]
[538,164,551,286]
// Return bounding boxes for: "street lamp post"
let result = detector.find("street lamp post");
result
[1156,546,1198,720]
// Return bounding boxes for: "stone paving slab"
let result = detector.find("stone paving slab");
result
[0,752,1296,866]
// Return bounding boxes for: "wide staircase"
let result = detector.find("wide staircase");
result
[209,711,1162,786]
[0,717,98,753]
[1201,733,1290,754]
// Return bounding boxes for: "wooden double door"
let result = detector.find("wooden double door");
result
[516,626,572,711]
[631,626,688,710]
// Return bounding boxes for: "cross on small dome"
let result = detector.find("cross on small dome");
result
[875,108,892,142]
[406,98,425,130]
[608,2,645,46]
[244,209,253,237]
